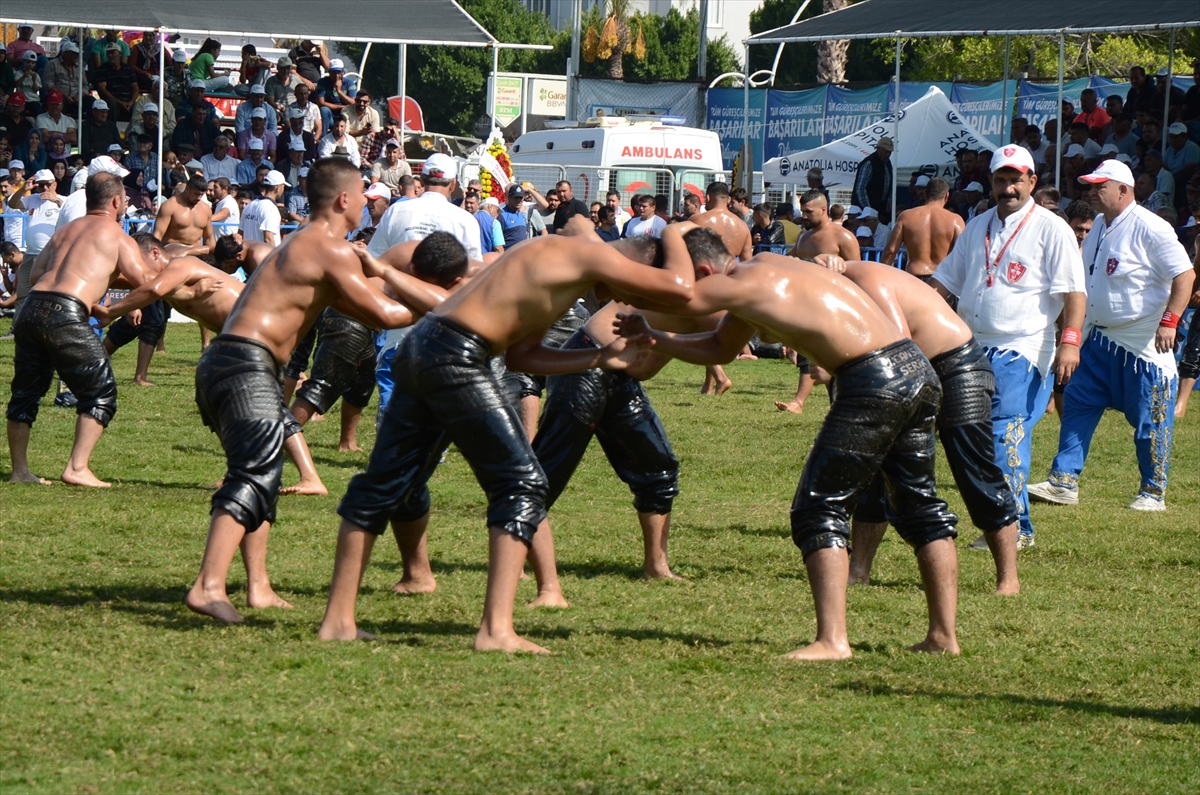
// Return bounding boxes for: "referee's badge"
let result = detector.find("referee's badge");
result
[1106,257,1119,276]
[1007,261,1026,283]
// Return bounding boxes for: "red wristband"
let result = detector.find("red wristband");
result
[1160,311,1180,329]
[1060,327,1082,346]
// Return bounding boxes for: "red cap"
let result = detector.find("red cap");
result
[8,93,26,107]
[47,89,64,104]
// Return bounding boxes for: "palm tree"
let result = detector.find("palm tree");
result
[582,0,645,80]
[816,0,850,84]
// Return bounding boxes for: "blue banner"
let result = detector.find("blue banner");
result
[823,85,891,144]
[706,88,767,170]
[1017,77,1091,132]
[951,80,1017,147]
[763,85,828,164]
[901,82,953,109]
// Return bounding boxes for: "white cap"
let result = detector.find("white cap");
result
[858,206,879,219]
[23,50,38,61]
[173,49,188,63]
[0,169,9,179]
[855,226,873,237]
[1099,143,1118,155]
[990,144,1035,174]
[1168,122,1189,136]
[32,169,55,183]
[845,205,861,216]
[289,107,307,120]
[108,143,125,153]
[329,58,345,70]
[248,138,264,150]
[61,41,80,54]
[423,152,458,180]
[189,79,206,90]
[1064,143,1086,158]
[91,99,109,111]
[1115,153,1133,165]
[385,138,402,149]
[263,170,289,187]
[1078,159,1135,188]
[146,179,158,192]
[185,159,204,170]
[251,107,267,119]
[88,155,130,178]
[1156,67,1170,77]
[298,166,310,177]
[288,138,307,151]
[249,84,266,95]
[364,182,390,200]
[914,175,930,187]
[8,160,24,171]
[482,196,501,207]
[143,102,159,114]
[964,181,984,192]
[1184,216,1197,228]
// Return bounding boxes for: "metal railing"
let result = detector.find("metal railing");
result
[753,243,907,270]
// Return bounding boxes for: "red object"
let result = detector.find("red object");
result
[386,96,424,131]
[1060,327,1082,346]
[8,93,26,106]
[1160,311,1180,329]
[47,89,64,104]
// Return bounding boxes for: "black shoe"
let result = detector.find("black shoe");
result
[54,391,78,408]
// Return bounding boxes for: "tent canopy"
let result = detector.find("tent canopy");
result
[1,1,500,47]
[761,87,990,187]
[746,0,1200,43]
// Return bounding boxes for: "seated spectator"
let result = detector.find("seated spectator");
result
[345,91,381,141]
[200,135,239,183]
[1136,172,1170,212]
[236,138,273,185]
[623,194,666,238]
[1105,113,1138,159]
[123,134,159,189]
[13,52,42,112]
[265,57,302,116]
[162,149,188,194]
[176,80,218,122]
[369,138,411,194]
[235,85,278,134]
[283,166,309,224]
[35,91,77,146]
[171,103,222,158]
[289,84,323,140]
[854,225,875,250]
[79,100,122,161]
[7,24,46,66]
[94,43,141,122]
[14,128,46,171]
[2,94,33,144]
[277,106,318,163]
[1165,122,1200,192]
[1150,68,1187,123]
[315,59,353,133]
[108,143,128,163]
[123,169,154,217]
[129,31,161,93]
[361,116,400,169]
[164,49,190,105]
[237,44,271,92]
[128,98,175,147]
[45,133,70,172]
[750,203,785,250]
[43,42,82,115]
[236,108,277,161]
[189,38,231,92]
[277,138,308,187]
[316,114,360,166]
[89,30,129,71]
[1099,95,1124,142]
[1143,148,1176,207]
[595,204,621,242]
[1074,89,1110,143]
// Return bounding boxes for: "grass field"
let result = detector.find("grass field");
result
[1,318,1198,794]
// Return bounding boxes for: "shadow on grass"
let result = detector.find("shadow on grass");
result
[834,680,1200,725]
[603,627,735,648]
[171,444,223,459]
[107,478,217,492]
[310,455,367,470]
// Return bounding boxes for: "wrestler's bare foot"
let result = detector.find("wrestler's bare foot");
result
[784,639,852,661]
[209,479,225,489]
[391,575,437,595]
[337,441,363,452]
[317,619,378,641]
[527,588,569,608]
[643,565,687,581]
[61,466,111,488]
[995,579,1020,596]
[310,413,325,422]
[907,632,960,655]
[280,478,329,496]
[847,571,870,585]
[185,586,245,623]
[132,377,156,387]
[246,585,293,609]
[735,353,758,361]
[473,627,550,654]
[714,377,733,395]
[9,470,52,485]
[774,400,804,414]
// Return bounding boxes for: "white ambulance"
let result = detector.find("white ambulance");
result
[508,117,725,215]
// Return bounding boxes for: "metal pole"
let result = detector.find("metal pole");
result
[398,43,407,135]
[568,0,582,120]
[769,0,814,86]
[490,44,499,132]
[743,42,751,191]
[156,29,165,206]
[1056,32,1064,192]
[892,35,900,224]
[1163,28,1175,157]
[698,0,709,80]
[78,38,84,140]
[1001,34,1011,144]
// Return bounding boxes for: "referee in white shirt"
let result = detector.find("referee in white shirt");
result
[932,145,1088,550]
[1028,160,1195,512]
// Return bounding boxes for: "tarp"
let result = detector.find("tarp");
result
[762,87,990,187]
[746,0,1200,43]
[1,1,497,47]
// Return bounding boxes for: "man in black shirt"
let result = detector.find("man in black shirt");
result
[79,101,123,161]
[552,179,590,232]
[1125,66,1157,117]
[94,43,140,122]
[750,203,785,251]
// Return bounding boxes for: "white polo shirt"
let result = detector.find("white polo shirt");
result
[934,198,1086,375]
[55,188,89,230]
[240,197,281,243]
[214,194,240,227]
[624,214,666,239]
[22,195,63,256]
[1081,202,1193,374]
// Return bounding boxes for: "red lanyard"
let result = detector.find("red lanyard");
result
[983,204,1036,287]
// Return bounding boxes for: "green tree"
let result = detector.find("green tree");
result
[748,0,888,87]
[610,8,740,84]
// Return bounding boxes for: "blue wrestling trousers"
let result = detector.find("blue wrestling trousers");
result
[986,347,1054,541]
[1046,328,1177,500]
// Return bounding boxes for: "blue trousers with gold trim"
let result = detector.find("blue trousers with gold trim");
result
[1047,328,1176,500]
[986,348,1053,540]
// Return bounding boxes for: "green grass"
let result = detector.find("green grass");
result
[1,318,1198,794]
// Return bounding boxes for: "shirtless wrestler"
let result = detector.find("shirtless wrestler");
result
[317,219,695,653]
[815,260,1020,595]
[155,174,217,351]
[880,178,964,280]
[91,235,331,497]
[617,231,960,659]
[185,157,429,624]
[7,173,154,487]
[776,189,863,415]
[691,181,753,396]
[213,235,274,278]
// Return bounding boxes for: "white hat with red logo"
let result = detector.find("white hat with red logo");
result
[1078,160,1135,188]
[990,145,1035,174]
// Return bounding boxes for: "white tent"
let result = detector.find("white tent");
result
[763,87,991,187]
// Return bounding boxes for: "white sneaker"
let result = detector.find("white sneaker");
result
[1127,494,1166,512]
[1027,481,1079,505]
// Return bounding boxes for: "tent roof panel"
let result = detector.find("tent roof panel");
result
[747,0,1200,43]
[2,1,498,47]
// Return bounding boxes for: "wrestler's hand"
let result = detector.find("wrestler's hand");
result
[613,312,652,339]
[596,333,650,371]
[558,214,600,239]
[1155,325,1177,354]
[1053,342,1080,384]
[90,304,111,327]
[178,276,223,301]
[811,253,846,273]
[128,308,143,327]
[352,246,387,279]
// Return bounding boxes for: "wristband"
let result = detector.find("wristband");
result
[1060,327,1082,347]
[1160,311,1180,329]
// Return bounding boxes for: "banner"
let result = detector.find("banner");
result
[1017,77,1091,132]
[707,88,767,170]
[823,84,891,144]
[951,80,1017,147]
[763,85,827,164]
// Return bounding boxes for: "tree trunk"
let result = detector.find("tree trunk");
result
[603,24,630,80]
[816,0,850,84]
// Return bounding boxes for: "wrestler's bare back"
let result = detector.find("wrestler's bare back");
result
[692,208,753,260]
[839,261,972,358]
[156,195,213,247]
[890,205,963,275]
[31,214,153,307]
[792,221,860,261]
[157,257,244,330]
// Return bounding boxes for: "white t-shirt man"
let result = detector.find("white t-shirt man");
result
[199,152,239,183]
[22,194,63,256]
[623,214,667,239]
[934,198,1087,375]
[214,194,240,227]
[317,133,361,167]
[240,197,282,244]
[34,112,77,137]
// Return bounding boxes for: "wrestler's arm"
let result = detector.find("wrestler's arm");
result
[738,228,753,262]
[558,214,604,242]
[152,202,172,240]
[115,235,157,289]
[92,263,197,325]
[840,229,863,260]
[326,250,416,329]
[1157,268,1197,353]
[880,219,904,265]
[354,248,447,315]
[587,223,694,307]
[199,215,216,255]
[505,328,649,375]
[615,311,755,366]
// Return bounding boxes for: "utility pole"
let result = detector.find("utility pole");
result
[697,0,710,80]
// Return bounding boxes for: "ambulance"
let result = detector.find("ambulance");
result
[508,117,725,215]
